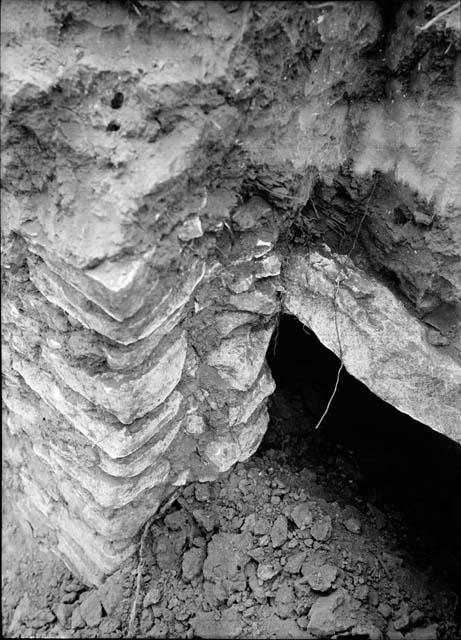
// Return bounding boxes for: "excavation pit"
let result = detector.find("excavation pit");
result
[263,314,461,586]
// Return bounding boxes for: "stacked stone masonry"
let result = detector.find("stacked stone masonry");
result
[2,1,460,584]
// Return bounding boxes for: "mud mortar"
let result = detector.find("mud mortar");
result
[2,0,460,608]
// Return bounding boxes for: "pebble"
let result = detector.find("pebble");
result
[254,516,271,536]
[378,603,392,618]
[257,563,280,581]
[195,483,211,502]
[393,612,409,631]
[311,515,332,542]
[97,574,124,616]
[344,517,361,534]
[64,581,85,594]
[303,563,338,592]
[78,592,104,627]
[351,623,383,639]
[164,509,188,530]
[274,583,295,618]
[143,586,163,608]
[53,603,73,627]
[284,551,307,574]
[27,607,56,628]
[290,503,313,529]
[307,589,355,636]
[61,591,78,604]
[182,547,206,582]
[192,509,216,532]
[70,607,85,630]
[99,617,122,634]
[410,609,425,626]
[355,584,369,601]
[270,515,288,548]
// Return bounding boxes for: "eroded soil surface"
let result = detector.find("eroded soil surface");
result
[3,422,460,639]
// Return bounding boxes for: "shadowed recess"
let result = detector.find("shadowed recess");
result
[263,314,461,587]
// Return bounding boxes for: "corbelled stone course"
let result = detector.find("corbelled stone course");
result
[2,0,460,586]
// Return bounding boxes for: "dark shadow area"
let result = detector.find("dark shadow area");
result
[263,314,461,589]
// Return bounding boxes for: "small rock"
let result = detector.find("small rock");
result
[241,513,256,533]
[303,563,338,592]
[368,587,379,607]
[409,609,425,626]
[426,328,450,346]
[97,573,124,616]
[143,586,163,608]
[27,607,56,628]
[53,603,73,627]
[99,617,122,634]
[393,613,410,631]
[307,589,355,636]
[203,532,252,594]
[271,495,281,505]
[351,623,383,639]
[64,581,85,594]
[164,509,188,530]
[230,516,244,530]
[195,483,211,502]
[61,591,78,604]
[182,547,206,582]
[290,503,313,529]
[274,583,295,618]
[297,616,309,629]
[378,602,392,618]
[193,509,216,532]
[140,607,154,634]
[178,215,203,240]
[257,562,281,581]
[7,595,30,635]
[192,536,207,548]
[249,573,266,599]
[191,607,243,639]
[344,517,361,534]
[248,547,266,563]
[253,516,271,536]
[285,551,307,574]
[270,515,288,548]
[405,625,439,640]
[70,607,85,630]
[150,620,169,638]
[355,584,369,601]
[311,515,332,542]
[79,592,104,627]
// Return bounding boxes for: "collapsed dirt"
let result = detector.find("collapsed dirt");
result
[3,343,461,639]
[3,444,459,639]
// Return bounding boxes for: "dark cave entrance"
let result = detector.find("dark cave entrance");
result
[262,314,461,586]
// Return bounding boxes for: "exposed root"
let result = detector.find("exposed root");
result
[128,488,181,636]
[314,174,377,430]
[416,1,460,31]
[304,1,338,9]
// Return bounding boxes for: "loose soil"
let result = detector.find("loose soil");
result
[3,415,460,639]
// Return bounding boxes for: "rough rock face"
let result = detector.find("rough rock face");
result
[2,0,460,584]
[284,248,461,440]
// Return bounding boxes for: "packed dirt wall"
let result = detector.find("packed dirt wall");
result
[1,0,460,585]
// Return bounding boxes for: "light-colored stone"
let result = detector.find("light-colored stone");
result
[43,333,187,424]
[307,589,355,637]
[284,248,461,442]
[207,325,274,391]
